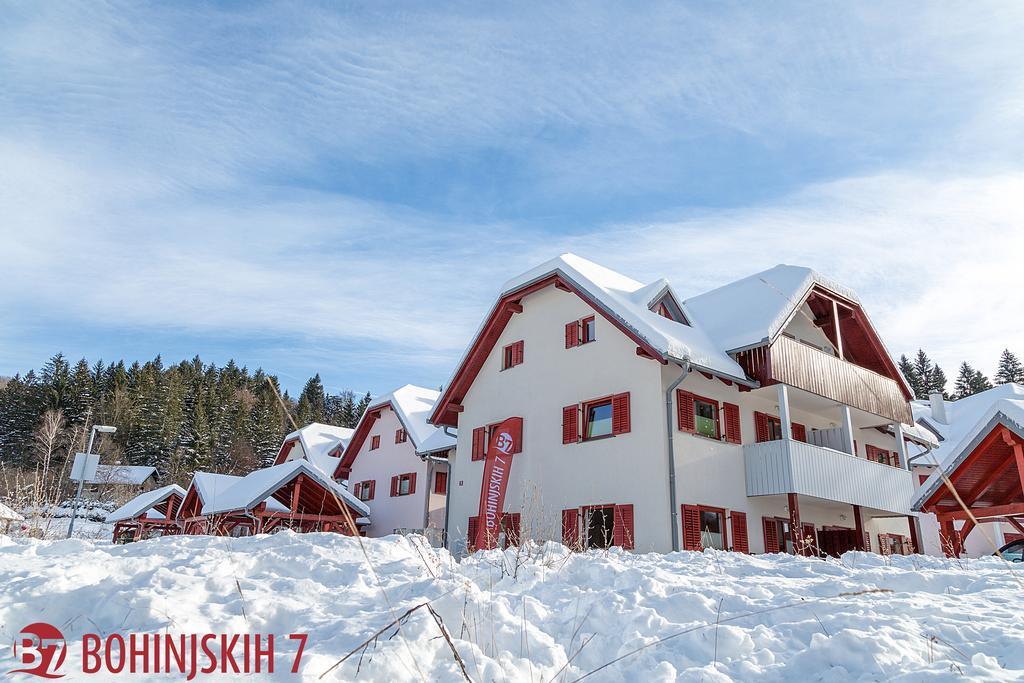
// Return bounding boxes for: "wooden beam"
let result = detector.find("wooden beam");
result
[291,474,303,512]
[507,302,524,313]
[963,457,1016,507]
[1013,442,1024,499]
[937,502,1024,521]
[1006,517,1024,535]
[853,505,865,551]
[788,493,808,556]
[450,404,464,413]
[555,281,571,292]
[832,299,844,359]
[906,516,920,554]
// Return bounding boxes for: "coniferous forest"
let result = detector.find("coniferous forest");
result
[0,353,370,487]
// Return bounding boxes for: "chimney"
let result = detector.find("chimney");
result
[929,392,947,425]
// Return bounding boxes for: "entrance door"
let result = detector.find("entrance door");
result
[586,506,615,549]
[818,527,858,556]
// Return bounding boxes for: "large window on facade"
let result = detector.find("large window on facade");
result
[586,506,615,549]
[699,508,726,550]
[694,398,719,439]
[584,399,613,440]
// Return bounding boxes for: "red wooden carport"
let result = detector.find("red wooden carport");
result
[917,423,1024,556]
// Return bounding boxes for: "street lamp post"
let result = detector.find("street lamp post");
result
[66,424,116,538]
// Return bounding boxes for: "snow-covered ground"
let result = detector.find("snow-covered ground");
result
[0,532,1021,681]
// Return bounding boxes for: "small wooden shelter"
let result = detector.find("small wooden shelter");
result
[198,460,370,537]
[107,484,186,543]
[915,404,1024,556]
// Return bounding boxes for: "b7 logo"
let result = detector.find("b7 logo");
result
[10,622,66,678]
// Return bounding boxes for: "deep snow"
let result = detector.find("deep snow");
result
[0,532,1021,681]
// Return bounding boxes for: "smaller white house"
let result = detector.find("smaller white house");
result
[334,384,455,545]
[275,422,355,474]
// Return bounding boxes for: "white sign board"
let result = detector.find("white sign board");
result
[70,452,100,483]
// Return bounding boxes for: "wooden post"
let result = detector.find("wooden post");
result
[940,518,958,557]
[853,505,865,551]
[832,299,844,359]
[777,385,792,441]
[788,493,804,555]
[291,475,303,512]
[907,515,921,554]
[1013,442,1024,496]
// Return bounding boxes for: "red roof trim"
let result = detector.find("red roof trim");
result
[334,406,385,479]
[274,437,300,465]
[430,272,665,427]
[920,424,1022,512]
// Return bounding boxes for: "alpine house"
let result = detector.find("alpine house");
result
[333,384,455,545]
[432,254,932,556]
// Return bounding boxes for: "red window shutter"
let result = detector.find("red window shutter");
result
[368,480,375,500]
[611,393,631,435]
[503,512,521,548]
[681,504,702,551]
[730,511,749,553]
[613,504,635,550]
[514,340,524,366]
[408,472,416,495]
[676,390,695,432]
[853,439,858,457]
[561,508,579,549]
[892,451,900,468]
[562,404,579,444]
[467,516,479,552]
[353,482,361,499]
[472,427,486,460]
[565,321,580,348]
[723,403,741,444]
[762,517,780,553]
[390,476,399,497]
[863,532,871,552]
[879,534,891,556]
[435,471,447,494]
[791,422,807,442]
[754,412,770,443]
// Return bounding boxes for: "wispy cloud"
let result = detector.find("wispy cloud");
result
[1,2,1022,391]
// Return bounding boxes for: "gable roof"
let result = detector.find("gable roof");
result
[278,422,355,473]
[106,484,186,523]
[912,383,1024,510]
[201,460,369,517]
[87,464,157,486]
[431,254,751,426]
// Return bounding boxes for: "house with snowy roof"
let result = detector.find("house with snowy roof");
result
[432,254,932,556]
[333,384,455,545]
[107,484,185,543]
[911,384,1024,557]
[274,422,355,475]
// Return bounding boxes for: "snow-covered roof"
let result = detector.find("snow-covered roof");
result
[911,383,1024,510]
[494,254,748,381]
[106,484,186,523]
[683,265,859,354]
[0,501,23,522]
[365,384,456,453]
[201,460,370,517]
[87,465,157,486]
[281,422,355,473]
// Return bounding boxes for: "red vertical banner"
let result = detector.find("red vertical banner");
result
[473,417,523,551]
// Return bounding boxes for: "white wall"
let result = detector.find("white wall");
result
[347,406,447,538]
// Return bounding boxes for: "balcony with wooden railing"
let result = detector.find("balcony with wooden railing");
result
[735,335,912,424]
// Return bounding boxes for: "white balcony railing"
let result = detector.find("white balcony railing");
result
[744,439,914,515]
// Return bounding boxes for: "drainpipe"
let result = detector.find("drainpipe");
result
[666,361,691,552]
[442,426,458,550]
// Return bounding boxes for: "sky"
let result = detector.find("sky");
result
[1,1,1023,396]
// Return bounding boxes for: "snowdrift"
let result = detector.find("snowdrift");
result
[0,532,1021,681]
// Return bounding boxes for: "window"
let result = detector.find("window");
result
[694,397,719,439]
[391,473,416,496]
[354,480,375,501]
[395,428,407,444]
[586,506,615,549]
[766,416,784,441]
[681,504,728,551]
[434,471,447,495]
[879,533,909,556]
[656,302,672,319]
[584,399,614,440]
[565,316,597,348]
[502,340,524,370]
[866,445,899,467]
[370,435,380,450]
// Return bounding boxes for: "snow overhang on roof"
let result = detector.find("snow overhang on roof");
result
[106,484,186,523]
[88,465,157,485]
[0,501,24,522]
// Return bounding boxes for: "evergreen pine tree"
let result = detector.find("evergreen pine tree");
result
[954,362,993,399]
[296,374,326,425]
[928,364,949,399]
[995,349,1024,385]
[897,355,919,394]
[911,349,932,400]
[356,391,372,419]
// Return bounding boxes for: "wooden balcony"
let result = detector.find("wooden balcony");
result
[744,439,915,514]
[736,335,912,424]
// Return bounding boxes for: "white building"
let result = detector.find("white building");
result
[334,385,455,545]
[911,384,1024,557]
[275,422,355,475]
[432,254,932,556]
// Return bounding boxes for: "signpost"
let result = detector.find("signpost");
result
[66,425,116,538]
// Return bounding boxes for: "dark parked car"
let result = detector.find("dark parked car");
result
[997,539,1024,562]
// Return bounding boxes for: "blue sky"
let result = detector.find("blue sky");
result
[1,2,1023,396]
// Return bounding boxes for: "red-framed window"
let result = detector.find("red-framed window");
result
[562,503,634,550]
[502,340,524,370]
[353,480,375,501]
[434,471,447,495]
[681,504,729,551]
[466,512,521,551]
[390,472,416,497]
[753,413,807,443]
[866,444,900,468]
[676,391,720,440]
[565,315,597,348]
[395,428,407,444]
[370,435,381,450]
[563,393,630,444]
[878,533,909,556]
[472,420,524,460]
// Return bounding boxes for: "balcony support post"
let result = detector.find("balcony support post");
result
[788,493,807,556]
[907,515,922,554]
[832,299,844,359]
[894,423,910,470]
[777,384,793,441]
[840,405,856,455]
[853,504,865,551]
